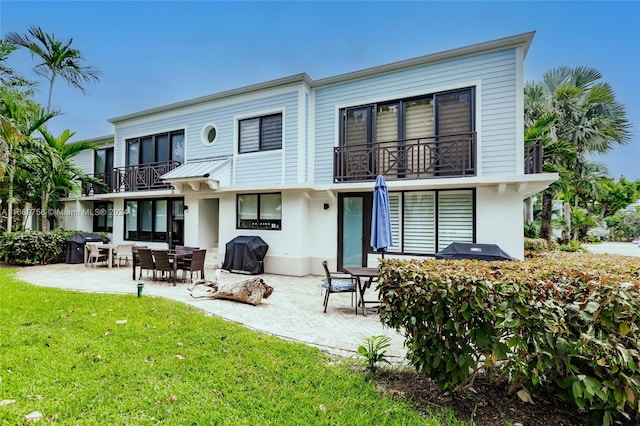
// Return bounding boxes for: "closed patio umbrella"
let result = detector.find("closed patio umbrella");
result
[370,175,393,258]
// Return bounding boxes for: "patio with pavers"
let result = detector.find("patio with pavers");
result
[15,258,408,361]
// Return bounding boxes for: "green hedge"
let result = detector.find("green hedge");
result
[377,253,640,424]
[0,230,104,265]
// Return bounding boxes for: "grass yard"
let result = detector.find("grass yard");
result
[0,269,461,425]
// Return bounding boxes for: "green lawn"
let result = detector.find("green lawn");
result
[0,269,461,425]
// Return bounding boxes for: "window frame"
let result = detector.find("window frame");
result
[238,113,283,154]
[93,201,113,233]
[236,192,282,230]
[386,188,476,256]
[124,198,184,242]
[126,130,185,166]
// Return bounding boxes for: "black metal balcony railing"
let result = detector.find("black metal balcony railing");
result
[334,132,477,183]
[524,138,544,174]
[81,161,180,195]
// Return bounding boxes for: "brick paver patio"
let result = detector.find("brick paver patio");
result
[16,259,408,361]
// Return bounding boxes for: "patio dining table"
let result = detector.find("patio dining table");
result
[343,266,379,316]
[132,248,194,286]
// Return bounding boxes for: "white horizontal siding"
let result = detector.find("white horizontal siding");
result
[113,91,300,186]
[313,48,519,183]
[234,152,282,185]
[72,150,93,174]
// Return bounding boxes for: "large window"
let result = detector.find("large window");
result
[126,130,184,166]
[237,193,281,230]
[339,88,474,178]
[93,201,113,233]
[125,198,184,243]
[388,189,474,255]
[238,113,282,154]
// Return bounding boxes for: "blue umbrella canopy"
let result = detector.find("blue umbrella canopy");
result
[371,175,393,255]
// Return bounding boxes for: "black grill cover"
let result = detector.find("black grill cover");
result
[222,236,268,274]
[65,233,109,264]
[435,242,513,261]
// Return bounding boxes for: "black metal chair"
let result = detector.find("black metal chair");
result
[321,261,357,314]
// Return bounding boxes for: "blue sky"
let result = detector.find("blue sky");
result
[2,1,639,180]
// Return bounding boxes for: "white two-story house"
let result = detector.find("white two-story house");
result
[62,32,557,276]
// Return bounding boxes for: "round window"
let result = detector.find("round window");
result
[201,124,218,146]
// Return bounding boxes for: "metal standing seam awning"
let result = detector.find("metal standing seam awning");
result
[160,157,231,192]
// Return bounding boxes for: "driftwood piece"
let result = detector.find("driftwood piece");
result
[188,277,274,306]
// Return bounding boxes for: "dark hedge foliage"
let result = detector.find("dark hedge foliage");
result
[377,253,640,425]
[0,230,103,265]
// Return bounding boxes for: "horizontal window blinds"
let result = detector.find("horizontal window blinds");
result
[438,190,473,251]
[404,191,436,253]
[388,193,402,252]
[260,114,282,151]
[239,118,260,153]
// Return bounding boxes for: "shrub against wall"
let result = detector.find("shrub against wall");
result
[0,230,93,265]
[377,254,640,424]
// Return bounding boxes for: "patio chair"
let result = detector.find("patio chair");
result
[137,248,156,280]
[131,245,148,280]
[115,244,134,267]
[321,260,357,314]
[177,249,206,282]
[86,243,108,267]
[152,250,173,282]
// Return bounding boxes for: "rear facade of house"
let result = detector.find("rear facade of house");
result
[61,32,557,276]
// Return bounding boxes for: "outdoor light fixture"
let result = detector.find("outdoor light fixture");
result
[183,205,189,211]
[323,203,330,210]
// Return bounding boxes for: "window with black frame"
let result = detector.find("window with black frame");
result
[238,113,282,154]
[237,193,281,230]
[339,87,475,179]
[93,201,113,233]
[125,198,184,242]
[126,130,185,166]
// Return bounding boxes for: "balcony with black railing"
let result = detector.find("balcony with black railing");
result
[334,132,477,182]
[524,138,544,174]
[80,161,180,195]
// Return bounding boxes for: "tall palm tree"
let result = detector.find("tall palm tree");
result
[5,26,100,111]
[0,87,57,231]
[524,66,631,242]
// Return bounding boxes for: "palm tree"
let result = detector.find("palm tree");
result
[35,128,94,231]
[524,67,631,242]
[5,26,100,111]
[0,87,57,231]
[0,40,31,87]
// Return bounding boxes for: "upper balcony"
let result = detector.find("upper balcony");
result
[333,133,544,182]
[81,161,180,196]
[334,132,476,182]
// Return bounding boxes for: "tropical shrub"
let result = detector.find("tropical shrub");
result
[377,254,640,424]
[0,230,104,265]
[523,220,539,238]
[524,237,548,253]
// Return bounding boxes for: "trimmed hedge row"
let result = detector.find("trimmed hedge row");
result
[0,230,104,265]
[377,253,639,424]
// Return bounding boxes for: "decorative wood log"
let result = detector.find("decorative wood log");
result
[188,277,274,306]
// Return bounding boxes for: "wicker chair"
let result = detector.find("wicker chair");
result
[177,249,206,282]
[136,248,155,280]
[152,250,174,282]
